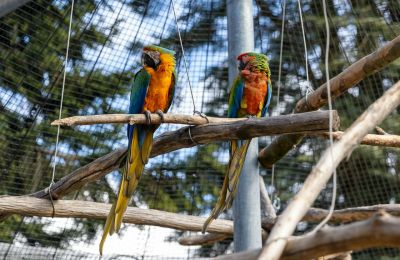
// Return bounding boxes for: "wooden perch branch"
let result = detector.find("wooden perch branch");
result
[2,195,400,249]
[316,131,400,148]
[259,35,400,167]
[217,211,400,260]
[51,113,246,126]
[258,81,400,259]
[151,110,339,157]
[179,233,231,246]
[0,196,233,234]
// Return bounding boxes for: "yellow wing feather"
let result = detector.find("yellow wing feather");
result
[202,139,251,233]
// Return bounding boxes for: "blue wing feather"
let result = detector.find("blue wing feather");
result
[261,79,272,117]
[227,76,244,118]
[127,69,151,148]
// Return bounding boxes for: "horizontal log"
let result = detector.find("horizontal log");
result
[217,211,400,260]
[317,131,400,148]
[259,35,400,167]
[51,113,246,126]
[0,196,233,234]
[179,233,231,246]
[151,110,339,157]
[3,196,400,239]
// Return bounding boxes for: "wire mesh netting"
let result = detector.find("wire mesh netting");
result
[0,0,399,259]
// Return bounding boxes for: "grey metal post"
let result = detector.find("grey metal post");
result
[0,0,32,18]
[227,0,262,252]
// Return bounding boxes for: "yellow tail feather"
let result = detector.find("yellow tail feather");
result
[202,139,251,233]
[100,127,155,254]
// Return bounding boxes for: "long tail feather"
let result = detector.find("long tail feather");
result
[202,139,251,233]
[100,126,154,254]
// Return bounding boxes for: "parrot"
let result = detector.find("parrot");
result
[202,52,272,233]
[100,45,176,254]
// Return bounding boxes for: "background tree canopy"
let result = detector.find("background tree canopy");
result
[0,0,399,259]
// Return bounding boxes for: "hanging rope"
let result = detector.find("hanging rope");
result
[297,0,314,100]
[311,0,337,233]
[47,0,75,217]
[270,0,287,212]
[170,0,199,115]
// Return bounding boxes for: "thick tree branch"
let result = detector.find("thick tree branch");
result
[0,196,233,234]
[152,110,338,157]
[259,35,400,167]
[217,211,400,260]
[51,113,246,126]
[258,81,400,259]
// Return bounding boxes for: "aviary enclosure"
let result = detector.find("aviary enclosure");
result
[0,0,399,259]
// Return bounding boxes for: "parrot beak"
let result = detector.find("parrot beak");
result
[238,59,246,70]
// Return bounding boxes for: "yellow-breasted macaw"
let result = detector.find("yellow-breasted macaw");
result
[202,52,272,233]
[100,45,176,254]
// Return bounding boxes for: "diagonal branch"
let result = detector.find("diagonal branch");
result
[258,81,400,259]
[258,35,400,167]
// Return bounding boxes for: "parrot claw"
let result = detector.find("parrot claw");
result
[246,115,256,119]
[155,109,165,123]
[143,110,152,124]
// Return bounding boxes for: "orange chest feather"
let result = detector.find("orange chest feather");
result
[240,71,268,116]
[143,67,173,112]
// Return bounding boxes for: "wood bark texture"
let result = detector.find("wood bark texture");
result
[51,113,246,126]
[0,196,233,234]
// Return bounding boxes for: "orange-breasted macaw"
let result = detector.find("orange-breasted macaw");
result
[202,52,272,233]
[100,45,176,254]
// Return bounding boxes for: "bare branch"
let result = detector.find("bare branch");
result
[51,113,246,126]
[316,131,400,148]
[179,233,230,246]
[258,81,400,259]
[217,211,400,260]
[259,35,400,167]
[0,196,233,234]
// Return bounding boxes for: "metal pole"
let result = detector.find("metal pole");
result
[0,0,32,18]
[227,0,262,252]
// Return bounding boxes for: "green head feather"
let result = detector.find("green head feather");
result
[238,52,270,78]
[143,45,175,56]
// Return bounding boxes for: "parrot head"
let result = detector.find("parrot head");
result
[142,45,176,69]
[237,52,270,77]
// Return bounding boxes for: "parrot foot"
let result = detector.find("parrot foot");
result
[246,115,256,119]
[143,110,152,124]
[155,109,165,123]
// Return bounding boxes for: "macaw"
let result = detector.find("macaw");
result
[100,45,176,254]
[202,52,272,233]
